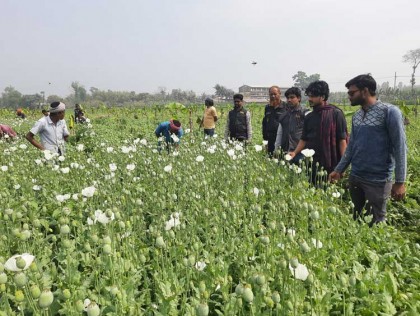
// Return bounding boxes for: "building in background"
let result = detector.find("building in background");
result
[238,85,290,103]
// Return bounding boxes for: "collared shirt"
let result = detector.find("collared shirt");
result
[30,116,70,153]
[335,101,407,183]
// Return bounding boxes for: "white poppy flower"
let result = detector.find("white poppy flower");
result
[196,155,204,162]
[164,165,172,173]
[207,147,215,154]
[19,144,27,149]
[1,166,8,172]
[165,213,181,231]
[32,185,41,191]
[254,145,263,152]
[58,156,65,162]
[4,253,35,271]
[301,149,315,158]
[81,186,96,197]
[284,154,292,161]
[227,149,235,157]
[121,146,131,154]
[235,144,243,151]
[262,140,268,145]
[106,147,114,153]
[253,187,260,196]
[14,184,21,190]
[185,129,191,133]
[312,238,323,249]
[109,163,117,172]
[289,262,309,281]
[126,164,135,171]
[76,144,85,152]
[332,192,341,198]
[195,261,207,271]
[140,139,148,146]
[94,210,115,224]
[172,151,179,156]
[61,167,70,174]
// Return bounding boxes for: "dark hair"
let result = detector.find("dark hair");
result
[172,120,181,127]
[233,93,243,101]
[305,80,329,101]
[42,109,48,114]
[50,101,60,108]
[345,74,377,96]
[285,87,301,99]
[205,98,214,106]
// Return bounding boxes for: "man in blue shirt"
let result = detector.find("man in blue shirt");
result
[155,119,184,153]
[329,74,407,226]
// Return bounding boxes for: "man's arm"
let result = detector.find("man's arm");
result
[274,123,283,152]
[289,140,306,158]
[388,106,407,200]
[155,123,163,137]
[246,111,252,141]
[26,132,44,151]
[224,115,230,140]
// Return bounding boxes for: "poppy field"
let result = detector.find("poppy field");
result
[0,105,419,315]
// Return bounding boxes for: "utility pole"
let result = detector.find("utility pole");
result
[394,72,397,90]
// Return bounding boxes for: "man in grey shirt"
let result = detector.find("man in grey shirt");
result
[275,87,308,162]
[26,101,70,155]
[329,74,407,226]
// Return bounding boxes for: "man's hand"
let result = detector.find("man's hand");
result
[328,171,342,183]
[288,152,296,159]
[391,183,406,201]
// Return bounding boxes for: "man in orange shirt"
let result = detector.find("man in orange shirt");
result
[200,98,218,136]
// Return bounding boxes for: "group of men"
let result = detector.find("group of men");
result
[186,74,406,227]
[17,74,407,227]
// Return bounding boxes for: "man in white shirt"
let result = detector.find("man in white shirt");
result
[26,101,70,155]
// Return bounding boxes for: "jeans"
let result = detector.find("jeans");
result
[204,128,215,136]
[349,175,392,226]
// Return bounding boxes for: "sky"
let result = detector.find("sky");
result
[1,0,419,97]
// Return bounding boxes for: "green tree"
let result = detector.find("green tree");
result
[71,81,87,103]
[1,86,22,109]
[214,84,234,100]
[292,71,321,91]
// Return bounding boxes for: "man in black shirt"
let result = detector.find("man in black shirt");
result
[262,86,288,156]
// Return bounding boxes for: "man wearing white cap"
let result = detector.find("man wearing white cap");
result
[26,101,70,155]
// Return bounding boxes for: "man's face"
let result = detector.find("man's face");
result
[234,98,243,108]
[269,88,281,105]
[307,94,323,107]
[286,94,300,107]
[57,111,65,120]
[347,85,364,106]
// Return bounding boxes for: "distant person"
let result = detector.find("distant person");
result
[76,111,87,124]
[74,104,84,124]
[26,102,70,155]
[329,74,407,226]
[289,81,348,183]
[275,87,308,163]
[16,108,26,119]
[42,109,50,116]
[200,98,218,136]
[224,93,252,142]
[262,86,288,155]
[0,124,17,139]
[155,119,184,153]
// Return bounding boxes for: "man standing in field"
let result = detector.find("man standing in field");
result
[275,87,308,163]
[225,93,252,142]
[289,80,348,183]
[262,86,288,156]
[155,119,184,153]
[200,98,218,137]
[26,101,70,155]
[329,74,407,226]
